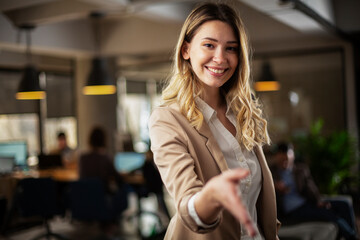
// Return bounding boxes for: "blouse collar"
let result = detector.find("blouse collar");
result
[195,96,233,124]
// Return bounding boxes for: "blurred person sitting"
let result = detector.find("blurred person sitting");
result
[52,132,72,154]
[270,142,358,240]
[79,126,127,239]
[79,126,124,194]
[51,131,77,168]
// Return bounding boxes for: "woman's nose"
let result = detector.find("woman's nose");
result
[213,48,226,64]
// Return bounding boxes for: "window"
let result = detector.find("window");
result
[0,114,39,158]
[0,69,77,157]
[117,77,162,152]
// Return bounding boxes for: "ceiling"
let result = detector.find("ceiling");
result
[0,0,194,27]
[0,0,359,72]
[2,0,359,34]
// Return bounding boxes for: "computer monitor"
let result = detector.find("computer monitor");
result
[0,157,15,175]
[0,141,27,167]
[114,152,145,173]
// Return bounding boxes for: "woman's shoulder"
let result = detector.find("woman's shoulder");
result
[149,102,193,130]
[153,102,180,112]
[150,102,183,119]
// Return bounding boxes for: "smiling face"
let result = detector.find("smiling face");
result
[181,20,239,93]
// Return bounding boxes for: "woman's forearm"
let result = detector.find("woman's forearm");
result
[194,185,223,224]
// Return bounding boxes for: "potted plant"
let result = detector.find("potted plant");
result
[292,119,359,195]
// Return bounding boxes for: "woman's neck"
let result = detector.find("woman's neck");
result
[202,88,226,112]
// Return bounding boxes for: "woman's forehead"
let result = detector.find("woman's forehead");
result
[191,20,238,42]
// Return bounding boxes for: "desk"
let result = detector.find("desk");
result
[1,169,145,207]
[0,168,78,209]
[1,168,79,235]
[0,176,18,207]
[11,168,79,182]
[119,172,145,185]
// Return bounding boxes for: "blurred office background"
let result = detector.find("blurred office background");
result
[0,0,359,239]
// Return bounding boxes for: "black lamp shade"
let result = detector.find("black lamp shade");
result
[83,57,116,95]
[16,65,45,100]
[259,62,275,82]
[254,62,280,92]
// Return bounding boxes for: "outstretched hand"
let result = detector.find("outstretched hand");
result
[194,168,257,237]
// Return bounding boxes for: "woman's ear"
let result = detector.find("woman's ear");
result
[181,42,190,60]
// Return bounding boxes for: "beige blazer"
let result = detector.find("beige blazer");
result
[149,103,280,240]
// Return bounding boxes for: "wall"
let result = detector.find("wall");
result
[75,57,117,156]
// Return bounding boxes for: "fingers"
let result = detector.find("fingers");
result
[225,191,257,237]
[222,168,249,182]
[220,169,257,236]
[206,168,257,236]
[238,206,257,237]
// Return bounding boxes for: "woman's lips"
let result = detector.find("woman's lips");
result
[206,66,228,76]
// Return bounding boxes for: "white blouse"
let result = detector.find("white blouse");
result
[187,97,263,240]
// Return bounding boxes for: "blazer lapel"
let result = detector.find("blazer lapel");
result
[197,121,229,172]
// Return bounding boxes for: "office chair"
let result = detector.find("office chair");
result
[142,160,170,220]
[15,177,68,240]
[125,161,168,239]
[66,178,128,239]
[67,178,128,222]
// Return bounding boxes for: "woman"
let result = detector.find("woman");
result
[148,3,279,240]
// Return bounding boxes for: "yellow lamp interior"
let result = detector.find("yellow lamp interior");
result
[254,81,280,92]
[16,91,46,100]
[83,85,116,95]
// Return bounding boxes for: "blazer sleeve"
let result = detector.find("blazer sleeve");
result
[148,107,222,233]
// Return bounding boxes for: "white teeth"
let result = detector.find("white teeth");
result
[208,67,225,74]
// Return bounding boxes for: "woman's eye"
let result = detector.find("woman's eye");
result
[227,46,238,52]
[204,43,214,48]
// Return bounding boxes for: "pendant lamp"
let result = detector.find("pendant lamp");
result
[83,57,116,95]
[83,12,116,95]
[16,25,45,100]
[254,61,280,92]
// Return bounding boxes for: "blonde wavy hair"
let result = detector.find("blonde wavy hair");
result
[162,3,270,150]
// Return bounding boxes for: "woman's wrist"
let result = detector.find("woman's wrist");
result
[194,185,223,224]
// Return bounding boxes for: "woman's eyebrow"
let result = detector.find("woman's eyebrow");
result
[202,37,238,44]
